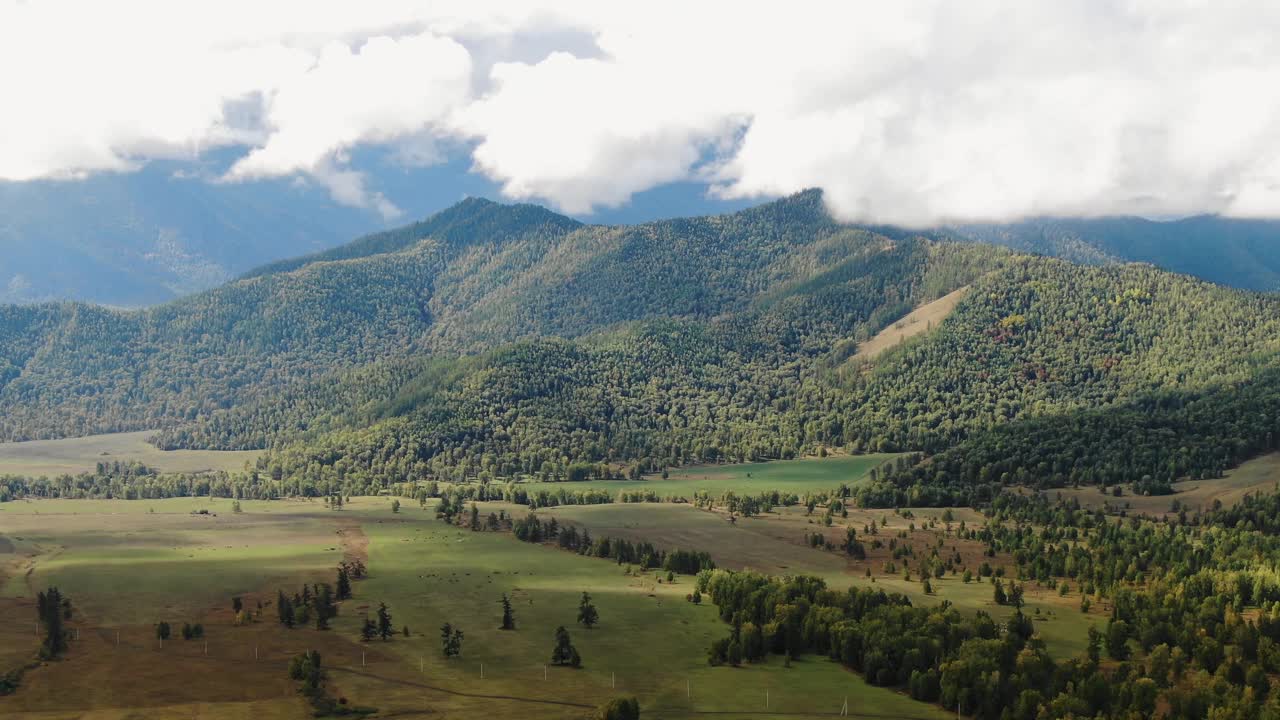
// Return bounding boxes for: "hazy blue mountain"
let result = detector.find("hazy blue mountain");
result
[0,149,752,307]
[951,215,1280,291]
[5,140,1280,309]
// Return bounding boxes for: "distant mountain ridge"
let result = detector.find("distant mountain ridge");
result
[0,159,378,307]
[4,164,1280,308]
[950,215,1280,291]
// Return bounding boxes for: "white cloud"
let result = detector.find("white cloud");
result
[3,1,1280,224]
[226,31,472,213]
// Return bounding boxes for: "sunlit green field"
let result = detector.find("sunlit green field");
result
[0,497,341,623]
[522,453,900,497]
[324,500,948,719]
[538,501,1099,659]
[0,430,260,477]
[0,496,948,720]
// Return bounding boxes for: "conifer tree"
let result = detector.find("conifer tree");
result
[500,594,516,630]
[376,602,393,640]
[577,592,599,629]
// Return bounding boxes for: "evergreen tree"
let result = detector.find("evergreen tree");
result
[440,622,454,657]
[277,590,295,628]
[336,564,352,601]
[360,618,376,642]
[500,594,516,630]
[577,592,599,629]
[314,583,336,630]
[1086,626,1102,667]
[440,623,464,658]
[551,626,580,667]
[35,587,68,658]
[376,602,393,641]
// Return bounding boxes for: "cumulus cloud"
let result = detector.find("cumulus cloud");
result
[2,0,1280,224]
[226,31,472,217]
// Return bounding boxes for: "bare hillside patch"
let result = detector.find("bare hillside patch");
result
[854,286,969,361]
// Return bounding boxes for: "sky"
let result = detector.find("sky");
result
[3,0,1280,227]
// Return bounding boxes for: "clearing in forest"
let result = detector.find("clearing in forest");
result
[853,286,969,361]
[523,454,899,497]
[1046,452,1280,516]
[0,430,260,477]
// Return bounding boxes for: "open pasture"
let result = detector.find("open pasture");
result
[1045,452,1280,516]
[536,500,1097,659]
[522,454,900,499]
[0,497,346,624]
[0,496,949,720]
[0,430,261,477]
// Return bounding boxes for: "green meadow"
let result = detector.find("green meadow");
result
[522,454,900,497]
[0,496,949,720]
[0,430,260,477]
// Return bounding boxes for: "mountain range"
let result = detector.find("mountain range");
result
[3,190,1279,507]
[6,168,1280,308]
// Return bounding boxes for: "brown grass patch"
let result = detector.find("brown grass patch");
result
[853,286,968,362]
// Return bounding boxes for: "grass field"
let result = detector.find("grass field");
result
[523,454,900,498]
[535,501,1098,659]
[0,497,949,720]
[1046,451,1280,516]
[0,430,261,476]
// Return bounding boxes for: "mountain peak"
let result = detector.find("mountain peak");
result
[241,196,583,279]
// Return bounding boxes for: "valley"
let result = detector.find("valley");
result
[4,194,1280,719]
[0,493,954,720]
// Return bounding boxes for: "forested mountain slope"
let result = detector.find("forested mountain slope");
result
[5,191,1280,505]
[0,191,909,440]
[205,252,1280,497]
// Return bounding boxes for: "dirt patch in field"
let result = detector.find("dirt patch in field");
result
[335,520,370,567]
